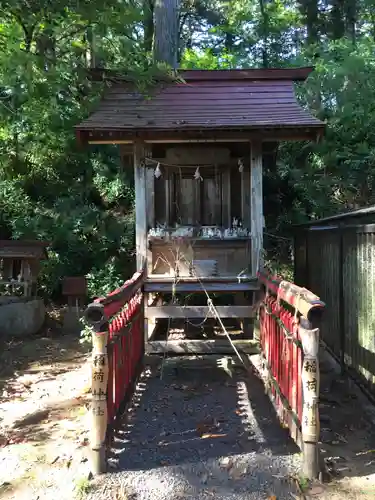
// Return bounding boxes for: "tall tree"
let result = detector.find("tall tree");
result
[345,0,357,43]
[258,0,270,67]
[143,0,154,54]
[298,0,320,45]
[153,0,180,66]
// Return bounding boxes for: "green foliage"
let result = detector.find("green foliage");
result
[79,322,94,345]
[1,0,375,294]
[181,48,238,69]
[0,1,142,297]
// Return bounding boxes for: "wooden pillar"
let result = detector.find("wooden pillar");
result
[145,156,155,232]
[250,140,263,275]
[90,329,109,474]
[240,166,250,230]
[134,142,147,271]
[234,292,253,339]
[83,302,109,475]
[299,317,321,480]
[222,168,231,227]
[145,147,154,276]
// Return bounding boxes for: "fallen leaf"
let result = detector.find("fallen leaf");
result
[220,457,233,470]
[356,449,375,456]
[204,489,215,497]
[268,496,277,500]
[196,423,209,435]
[308,485,325,496]
[335,434,348,443]
[201,433,226,439]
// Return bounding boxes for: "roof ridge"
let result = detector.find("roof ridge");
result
[89,67,314,83]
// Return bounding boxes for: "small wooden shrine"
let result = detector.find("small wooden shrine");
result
[0,240,48,296]
[76,67,324,349]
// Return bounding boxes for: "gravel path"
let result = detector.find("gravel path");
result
[89,357,301,500]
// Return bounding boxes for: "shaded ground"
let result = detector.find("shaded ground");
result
[308,349,375,499]
[0,309,93,500]
[1,310,375,500]
[89,356,301,500]
[154,319,248,341]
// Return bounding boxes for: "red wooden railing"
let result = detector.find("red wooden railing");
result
[84,268,145,473]
[259,289,304,431]
[95,270,145,425]
[257,270,325,460]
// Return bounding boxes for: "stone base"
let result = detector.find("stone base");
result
[0,297,45,337]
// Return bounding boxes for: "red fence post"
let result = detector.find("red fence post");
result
[84,302,109,475]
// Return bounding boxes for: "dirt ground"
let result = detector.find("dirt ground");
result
[302,348,375,500]
[0,309,375,500]
[0,309,93,500]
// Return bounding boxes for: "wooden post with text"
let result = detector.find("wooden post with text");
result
[84,302,109,474]
[257,271,325,480]
[299,317,320,479]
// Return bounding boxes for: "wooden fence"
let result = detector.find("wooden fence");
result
[257,271,325,479]
[82,264,326,479]
[84,268,145,474]
[294,223,375,395]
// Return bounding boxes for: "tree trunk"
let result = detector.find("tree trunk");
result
[143,0,154,53]
[153,0,179,67]
[298,0,319,45]
[225,32,234,51]
[345,0,357,44]
[258,0,269,68]
[330,0,345,40]
[86,26,96,68]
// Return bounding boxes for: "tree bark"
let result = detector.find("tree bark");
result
[345,0,357,44]
[298,0,319,45]
[330,0,345,40]
[153,0,179,67]
[258,0,269,68]
[143,0,154,53]
[86,26,96,68]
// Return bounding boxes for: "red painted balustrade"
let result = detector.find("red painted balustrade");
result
[93,269,145,426]
[257,271,325,438]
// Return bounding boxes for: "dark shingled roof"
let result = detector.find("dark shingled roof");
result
[75,68,324,141]
[294,205,375,227]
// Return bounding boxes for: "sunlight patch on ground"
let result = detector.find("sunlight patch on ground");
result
[320,474,375,499]
[0,333,93,500]
[236,380,266,445]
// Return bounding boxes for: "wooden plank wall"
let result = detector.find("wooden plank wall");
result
[150,240,251,277]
